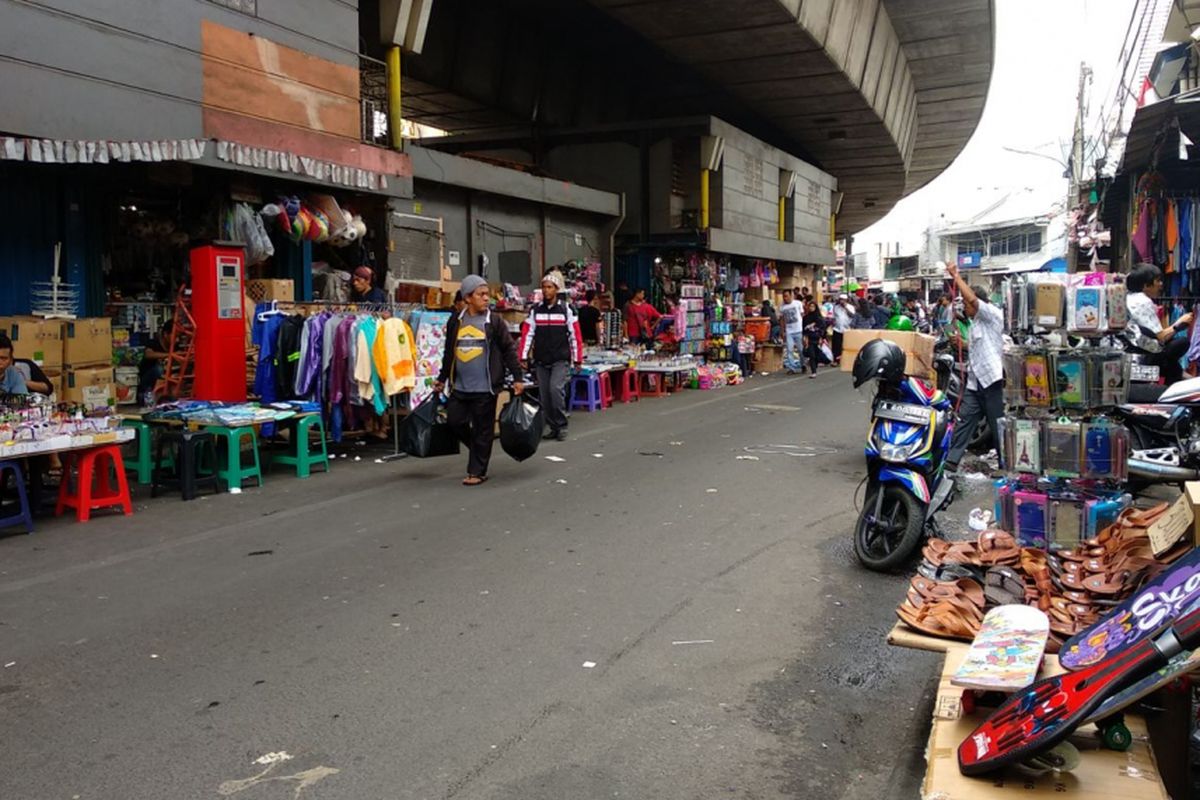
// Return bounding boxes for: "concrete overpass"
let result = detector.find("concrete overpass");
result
[390,0,994,237]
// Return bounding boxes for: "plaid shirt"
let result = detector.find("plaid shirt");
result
[966,301,1004,390]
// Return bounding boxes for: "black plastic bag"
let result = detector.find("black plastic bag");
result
[400,395,460,458]
[498,395,543,462]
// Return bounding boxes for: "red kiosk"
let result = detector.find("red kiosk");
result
[190,242,247,402]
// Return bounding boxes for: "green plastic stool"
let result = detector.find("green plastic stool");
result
[270,414,330,479]
[204,425,263,491]
[122,419,174,486]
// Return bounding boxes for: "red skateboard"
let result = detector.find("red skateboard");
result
[957,603,1200,775]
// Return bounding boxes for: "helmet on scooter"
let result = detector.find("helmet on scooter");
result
[885,314,916,331]
[852,339,906,388]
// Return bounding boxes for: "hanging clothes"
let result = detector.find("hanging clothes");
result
[1132,199,1151,263]
[372,316,418,396]
[275,315,305,400]
[354,316,387,415]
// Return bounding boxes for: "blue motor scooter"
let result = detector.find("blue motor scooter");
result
[851,339,956,571]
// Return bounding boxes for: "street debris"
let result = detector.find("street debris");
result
[592,453,604,458]
[246,550,274,557]
[735,455,760,461]
[545,455,565,462]
[705,488,718,493]
[637,451,664,457]
[671,639,714,645]
[582,661,596,669]
[555,479,569,484]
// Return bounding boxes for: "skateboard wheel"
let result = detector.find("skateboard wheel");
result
[1101,722,1132,751]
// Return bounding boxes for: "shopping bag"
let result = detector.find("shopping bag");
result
[399,395,460,458]
[498,395,543,462]
[819,341,834,364]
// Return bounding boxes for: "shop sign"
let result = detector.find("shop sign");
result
[957,252,982,269]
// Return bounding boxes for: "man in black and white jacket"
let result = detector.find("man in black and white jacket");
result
[519,271,584,441]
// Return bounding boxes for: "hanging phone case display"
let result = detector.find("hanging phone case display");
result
[1105,283,1128,330]
[1051,354,1087,409]
[1023,353,1052,407]
[1082,421,1129,481]
[1013,491,1049,548]
[1002,349,1026,407]
[1043,420,1082,477]
[1090,351,1129,406]
[1049,499,1083,549]
[1035,283,1065,328]
[1067,284,1105,333]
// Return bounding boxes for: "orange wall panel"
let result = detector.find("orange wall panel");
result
[201,20,360,141]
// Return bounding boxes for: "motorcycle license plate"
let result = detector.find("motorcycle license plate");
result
[875,400,932,426]
[1131,363,1159,382]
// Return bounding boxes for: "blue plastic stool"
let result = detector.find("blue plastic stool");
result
[569,373,603,412]
[0,459,34,533]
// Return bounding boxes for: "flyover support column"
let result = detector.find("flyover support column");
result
[387,45,403,150]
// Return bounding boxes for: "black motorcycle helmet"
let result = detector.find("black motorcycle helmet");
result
[852,339,906,388]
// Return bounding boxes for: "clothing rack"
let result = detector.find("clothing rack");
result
[254,298,424,462]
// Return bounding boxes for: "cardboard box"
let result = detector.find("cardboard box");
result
[0,316,64,370]
[1184,481,1200,547]
[246,279,295,303]
[839,329,936,380]
[923,645,1166,800]
[63,366,115,408]
[754,343,784,373]
[44,370,63,401]
[63,317,113,367]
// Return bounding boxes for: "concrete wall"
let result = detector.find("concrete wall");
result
[543,143,641,238]
[407,181,471,280]
[545,209,605,269]
[471,193,541,288]
[0,0,360,142]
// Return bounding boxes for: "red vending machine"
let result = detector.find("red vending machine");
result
[190,243,247,402]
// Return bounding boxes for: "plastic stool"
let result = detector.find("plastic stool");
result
[671,371,688,393]
[0,459,34,533]
[615,368,640,403]
[56,445,133,522]
[153,430,220,501]
[598,371,614,408]
[270,414,330,478]
[569,373,603,412]
[641,372,667,398]
[205,425,264,491]
[122,419,173,485]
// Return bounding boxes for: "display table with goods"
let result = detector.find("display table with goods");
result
[874,271,1199,794]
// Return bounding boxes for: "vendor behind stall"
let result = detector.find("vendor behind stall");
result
[1125,263,1192,385]
[350,266,388,304]
[13,358,51,395]
[0,333,28,394]
[137,320,173,405]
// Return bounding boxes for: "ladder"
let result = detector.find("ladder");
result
[155,285,195,400]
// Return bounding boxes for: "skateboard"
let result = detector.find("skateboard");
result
[957,603,1200,776]
[1059,546,1200,671]
[1082,646,1200,750]
[952,605,1049,692]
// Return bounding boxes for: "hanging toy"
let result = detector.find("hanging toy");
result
[309,207,331,242]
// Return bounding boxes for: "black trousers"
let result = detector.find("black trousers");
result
[803,338,822,373]
[832,330,844,362]
[1144,335,1189,385]
[947,378,1004,467]
[447,391,498,478]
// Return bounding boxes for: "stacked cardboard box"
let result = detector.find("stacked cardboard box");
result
[839,329,936,381]
[62,318,114,407]
[0,316,64,398]
[246,279,295,303]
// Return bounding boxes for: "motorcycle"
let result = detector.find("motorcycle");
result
[1112,375,1200,484]
[852,339,957,571]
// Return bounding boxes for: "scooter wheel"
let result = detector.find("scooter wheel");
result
[854,485,925,572]
[1100,721,1132,751]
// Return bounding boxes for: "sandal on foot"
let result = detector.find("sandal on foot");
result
[462,475,489,486]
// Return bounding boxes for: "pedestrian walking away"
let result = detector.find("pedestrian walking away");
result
[778,289,805,373]
[942,262,1004,473]
[434,275,525,485]
[802,299,827,378]
[520,272,584,441]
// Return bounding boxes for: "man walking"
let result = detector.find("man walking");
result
[520,272,583,441]
[830,293,854,364]
[778,289,805,374]
[943,262,1004,474]
[434,275,525,485]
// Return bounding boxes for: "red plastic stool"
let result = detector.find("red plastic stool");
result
[616,368,640,403]
[641,372,667,397]
[598,371,614,408]
[56,444,133,522]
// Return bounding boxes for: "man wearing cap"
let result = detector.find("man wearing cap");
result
[831,293,854,365]
[435,275,524,485]
[350,266,387,304]
[519,271,583,441]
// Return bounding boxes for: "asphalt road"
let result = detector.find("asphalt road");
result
[0,370,942,800]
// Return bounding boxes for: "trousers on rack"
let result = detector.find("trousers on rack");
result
[447,391,498,478]
[535,361,570,434]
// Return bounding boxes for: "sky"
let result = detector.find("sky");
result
[853,0,1137,260]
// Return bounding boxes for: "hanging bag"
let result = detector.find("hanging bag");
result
[498,394,544,462]
[400,394,460,457]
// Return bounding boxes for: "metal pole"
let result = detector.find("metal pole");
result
[387,46,403,151]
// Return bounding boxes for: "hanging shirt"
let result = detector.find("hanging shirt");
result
[453,311,492,393]
[354,317,387,415]
[373,317,418,396]
[275,315,305,400]
[252,309,285,404]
